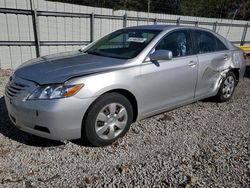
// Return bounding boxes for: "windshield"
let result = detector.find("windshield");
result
[84,29,161,59]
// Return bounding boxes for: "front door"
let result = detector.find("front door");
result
[139,30,198,115]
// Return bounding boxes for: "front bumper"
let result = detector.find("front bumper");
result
[4,95,96,141]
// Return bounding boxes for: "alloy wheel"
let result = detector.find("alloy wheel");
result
[222,75,235,99]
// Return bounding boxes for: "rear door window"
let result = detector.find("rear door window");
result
[194,30,228,54]
[195,31,217,53]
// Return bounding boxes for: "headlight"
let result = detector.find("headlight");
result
[27,84,84,100]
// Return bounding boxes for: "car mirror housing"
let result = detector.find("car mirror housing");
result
[149,50,173,61]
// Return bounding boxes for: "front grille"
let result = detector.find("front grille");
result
[6,81,28,99]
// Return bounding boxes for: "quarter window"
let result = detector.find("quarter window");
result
[155,31,192,58]
[215,37,227,51]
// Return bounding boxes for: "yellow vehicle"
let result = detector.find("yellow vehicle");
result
[240,46,250,54]
[240,46,250,62]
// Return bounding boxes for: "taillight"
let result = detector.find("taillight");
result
[243,53,247,60]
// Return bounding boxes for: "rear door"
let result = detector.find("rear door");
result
[192,30,231,98]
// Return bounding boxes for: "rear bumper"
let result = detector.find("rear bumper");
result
[4,95,96,141]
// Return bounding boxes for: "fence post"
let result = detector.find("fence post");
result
[154,18,157,25]
[90,12,95,42]
[176,17,180,25]
[32,9,40,57]
[240,23,248,46]
[213,21,218,32]
[123,13,127,28]
[195,21,198,27]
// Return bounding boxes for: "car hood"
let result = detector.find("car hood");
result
[15,51,130,85]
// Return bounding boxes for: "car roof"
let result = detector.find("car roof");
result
[125,25,210,32]
[124,25,234,50]
[125,25,176,30]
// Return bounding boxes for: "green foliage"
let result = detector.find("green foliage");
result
[48,0,250,20]
[180,0,227,18]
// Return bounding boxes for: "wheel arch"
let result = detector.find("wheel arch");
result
[229,68,240,84]
[82,88,138,127]
[103,89,138,123]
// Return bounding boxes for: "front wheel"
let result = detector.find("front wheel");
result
[82,93,133,146]
[215,71,236,102]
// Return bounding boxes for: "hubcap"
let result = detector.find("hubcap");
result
[222,75,235,99]
[95,103,128,140]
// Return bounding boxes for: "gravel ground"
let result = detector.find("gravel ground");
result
[0,66,249,188]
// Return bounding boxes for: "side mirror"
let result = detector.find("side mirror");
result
[149,50,173,61]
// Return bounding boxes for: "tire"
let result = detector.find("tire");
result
[82,92,133,147]
[215,71,236,102]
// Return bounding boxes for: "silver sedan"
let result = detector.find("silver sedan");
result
[5,25,246,146]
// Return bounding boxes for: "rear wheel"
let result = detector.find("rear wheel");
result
[82,93,133,146]
[216,71,236,102]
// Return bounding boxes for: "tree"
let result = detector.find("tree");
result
[47,0,250,20]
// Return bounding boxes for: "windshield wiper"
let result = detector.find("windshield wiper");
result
[86,51,103,56]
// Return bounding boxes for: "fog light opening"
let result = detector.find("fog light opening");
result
[34,125,50,133]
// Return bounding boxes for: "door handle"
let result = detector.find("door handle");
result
[223,54,229,60]
[188,61,197,67]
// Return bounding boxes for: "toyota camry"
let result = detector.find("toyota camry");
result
[5,25,246,146]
